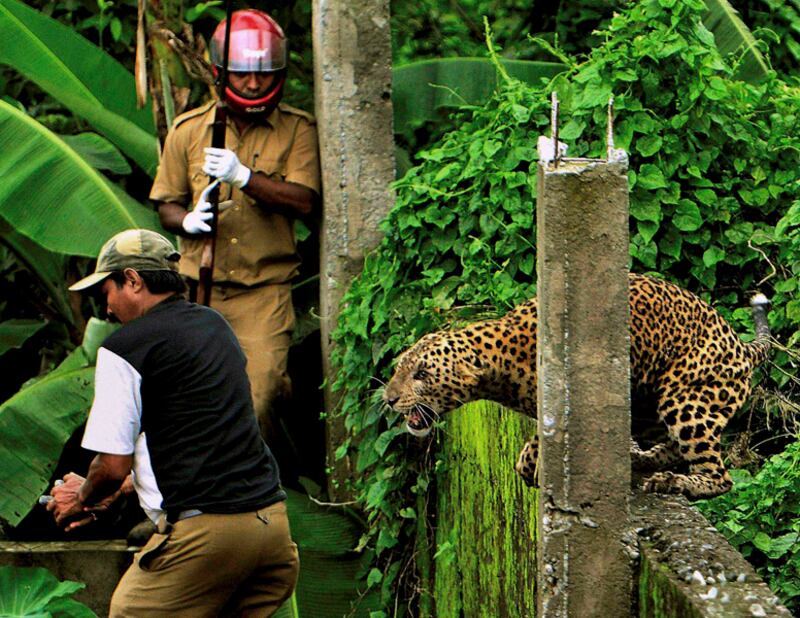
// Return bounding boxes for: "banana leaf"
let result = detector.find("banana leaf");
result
[0,319,47,357]
[703,0,770,82]
[0,216,73,325]
[61,134,132,176]
[0,318,117,528]
[0,0,158,175]
[273,488,380,617]
[392,57,565,136]
[0,99,160,257]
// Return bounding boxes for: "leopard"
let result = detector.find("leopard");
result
[382,273,771,499]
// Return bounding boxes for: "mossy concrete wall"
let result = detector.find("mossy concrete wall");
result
[435,401,537,617]
[431,416,794,618]
[632,492,792,617]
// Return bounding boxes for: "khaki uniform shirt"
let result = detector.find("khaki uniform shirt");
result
[150,101,320,286]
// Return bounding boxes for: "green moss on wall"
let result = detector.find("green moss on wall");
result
[638,546,703,618]
[434,401,538,617]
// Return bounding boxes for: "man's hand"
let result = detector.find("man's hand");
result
[46,473,96,531]
[203,147,251,189]
[46,469,134,532]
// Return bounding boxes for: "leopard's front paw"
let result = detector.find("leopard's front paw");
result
[642,471,679,494]
[515,441,539,488]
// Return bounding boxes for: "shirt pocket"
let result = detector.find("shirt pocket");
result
[252,156,286,182]
[188,162,207,205]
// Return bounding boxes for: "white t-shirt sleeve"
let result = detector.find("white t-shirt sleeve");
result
[81,347,142,455]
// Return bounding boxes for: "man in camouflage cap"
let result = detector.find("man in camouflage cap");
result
[68,228,182,292]
[48,228,298,616]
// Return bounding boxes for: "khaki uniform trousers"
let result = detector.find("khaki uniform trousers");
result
[209,283,295,442]
[110,501,298,617]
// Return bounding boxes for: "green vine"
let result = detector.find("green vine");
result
[333,0,800,614]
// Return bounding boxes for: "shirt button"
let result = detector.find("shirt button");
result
[230,237,238,245]
[229,270,236,277]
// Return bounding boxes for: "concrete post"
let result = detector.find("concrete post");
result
[536,154,632,616]
[312,0,395,497]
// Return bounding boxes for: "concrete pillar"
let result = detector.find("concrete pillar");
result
[312,0,395,496]
[536,156,632,616]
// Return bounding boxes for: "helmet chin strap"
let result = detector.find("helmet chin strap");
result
[222,70,286,120]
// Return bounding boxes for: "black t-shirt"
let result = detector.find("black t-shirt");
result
[82,295,284,519]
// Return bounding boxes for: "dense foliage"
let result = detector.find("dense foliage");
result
[392,0,800,80]
[333,0,800,612]
[697,442,800,612]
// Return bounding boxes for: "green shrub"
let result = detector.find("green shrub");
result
[697,441,800,612]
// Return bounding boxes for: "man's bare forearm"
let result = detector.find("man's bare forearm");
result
[242,172,317,217]
[78,453,132,506]
[158,202,190,235]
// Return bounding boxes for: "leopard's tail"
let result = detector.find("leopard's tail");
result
[747,292,771,368]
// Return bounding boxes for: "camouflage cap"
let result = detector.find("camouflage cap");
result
[69,229,180,292]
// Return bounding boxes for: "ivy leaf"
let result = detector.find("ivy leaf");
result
[636,164,668,190]
[374,426,407,457]
[673,200,703,231]
[367,568,383,587]
[659,228,683,259]
[765,532,798,560]
[377,528,399,553]
[693,20,716,48]
[434,162,460,183]
[638,220,660,245]
[752,532,773,554]
[695,189,717,207]
[636,134,663,157]
[702,246,726,268]
[784,300,800,324]
[559,118,585,140]
[704,76,729,101]
[631,195,662,223]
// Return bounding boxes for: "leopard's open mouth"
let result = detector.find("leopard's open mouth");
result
[405,406,434,438]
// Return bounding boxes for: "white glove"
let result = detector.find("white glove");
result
[182,179,220,234]
[203,147,251,189]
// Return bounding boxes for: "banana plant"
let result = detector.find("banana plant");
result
[0,318,117,528]
[0,0,158,176]
[0,100,160,257]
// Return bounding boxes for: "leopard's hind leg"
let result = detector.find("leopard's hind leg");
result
[642,376,748,498]
[631,439,682,471]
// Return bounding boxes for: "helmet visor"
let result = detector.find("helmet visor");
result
[211,29,287,72]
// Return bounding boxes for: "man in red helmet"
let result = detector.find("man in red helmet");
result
[151,9,319,449]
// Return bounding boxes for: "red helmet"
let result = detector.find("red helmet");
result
[210,9,287,118]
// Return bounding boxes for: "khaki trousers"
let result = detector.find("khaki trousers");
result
[110,501,298,617]
[210,283,295,442]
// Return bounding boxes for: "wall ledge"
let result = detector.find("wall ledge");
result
[632,491,792,617]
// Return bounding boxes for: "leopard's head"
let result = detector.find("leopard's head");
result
[383,331,482,437]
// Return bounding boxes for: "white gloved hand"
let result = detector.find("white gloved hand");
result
[203,147,251,189]
[182,179,221,234]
